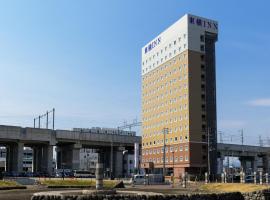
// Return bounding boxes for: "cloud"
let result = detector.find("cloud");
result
[247,98,270,106]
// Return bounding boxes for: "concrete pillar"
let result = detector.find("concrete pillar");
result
[56,147,62,169]
[33,145,53,176]
[96,163,103,190]
[134,143,139,172]
[260,171,263,185]
[252,156,259,172]
[205,172,208,184]
[254,172,257,184]
[217,156,224,174]
[240,158,247,173]
[71,144,81,170]
[33,146,42,173]
[43,145,53,176]
[221,173,225,183]
[114,150,123,178]
[57,144,81,170]
[240,171,243,183]
[263,156,269,172]
[6,143,24,174]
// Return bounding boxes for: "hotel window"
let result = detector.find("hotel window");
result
[201,55,205,61]
[200,45,205,51]
[185,155,189,161]
[174,146,178,152]
[200,35,205,42]
[175,156,178,162]
[170,146,174,152]
[180,146,183,151]
[180,156,183,161]
[170,157,173,162]
[185,145,188,151]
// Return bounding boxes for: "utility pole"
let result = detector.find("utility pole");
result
[240,129,244,152]
[52,108,55,130]
[46,111,49,129]
[163,128,168,180]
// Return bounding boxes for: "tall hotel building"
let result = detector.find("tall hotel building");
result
[141,14,218,177]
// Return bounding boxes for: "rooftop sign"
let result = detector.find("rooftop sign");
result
[189,16,218,31]
[144,37,161,54]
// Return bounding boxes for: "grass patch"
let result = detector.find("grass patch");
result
[0,180,20,187]
[41,179,119,189]
[200,183,270,193]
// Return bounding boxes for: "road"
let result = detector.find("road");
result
[0,187,77,200]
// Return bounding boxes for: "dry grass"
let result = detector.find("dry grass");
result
[200,183,270,193]
[41,179,118,188]
[0,180,20,187]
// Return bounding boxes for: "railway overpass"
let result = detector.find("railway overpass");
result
[0,125,141,177]
[1,124,269,176]
[217,143,270,173]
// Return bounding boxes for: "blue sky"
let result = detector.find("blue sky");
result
[0,0,269,145]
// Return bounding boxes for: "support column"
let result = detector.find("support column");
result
[71,144,81,170]
[42,145,53,176]
[240,158,247,173]
[134,143,139,173]
[33,146,42,173]
[252,156,259,172]
[6,143,24,174]
[217,155,224,174]
[114,150,123,178]
[57,144,81,170]
[262,155,269,172]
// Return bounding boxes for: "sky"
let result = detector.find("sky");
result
[0,0,269,146]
